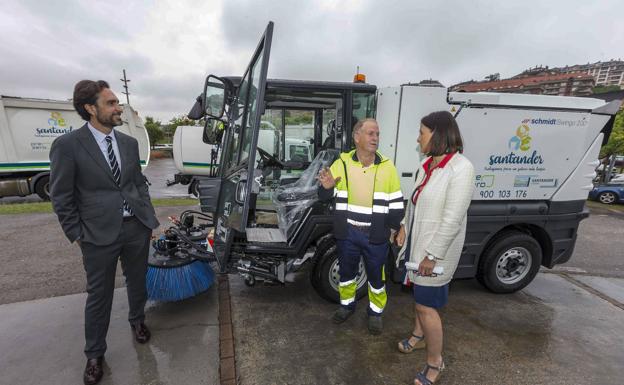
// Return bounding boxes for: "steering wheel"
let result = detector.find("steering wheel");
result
[257,147,283,168]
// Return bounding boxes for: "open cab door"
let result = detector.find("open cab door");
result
[212,22,274,271]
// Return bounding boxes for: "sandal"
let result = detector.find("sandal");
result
[414,360,445,385]
[397,333,426,353]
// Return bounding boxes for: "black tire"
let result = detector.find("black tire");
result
[598,191,617,205]
[310,236,368,303]
[34,175,51,201]
[189,179,200,198]
[476,231,542,293]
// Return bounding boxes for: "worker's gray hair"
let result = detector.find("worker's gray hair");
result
[353,118,378,134]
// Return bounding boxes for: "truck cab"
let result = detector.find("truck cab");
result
[195,24,376,301]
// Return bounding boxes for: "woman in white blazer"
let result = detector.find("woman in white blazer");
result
[395,111,474,385]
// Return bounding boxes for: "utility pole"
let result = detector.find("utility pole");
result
[120,69,131,105]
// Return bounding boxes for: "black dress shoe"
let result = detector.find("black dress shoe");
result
[131,322,151,344]
[83,357,103,385]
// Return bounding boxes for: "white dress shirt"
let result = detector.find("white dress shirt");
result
[87,123,131,216]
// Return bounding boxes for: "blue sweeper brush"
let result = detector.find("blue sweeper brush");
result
[146,212,216,302]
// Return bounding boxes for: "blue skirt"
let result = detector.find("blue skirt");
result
[413,283,449,309]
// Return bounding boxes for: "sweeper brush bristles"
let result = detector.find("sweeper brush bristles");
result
[146,260,214,302]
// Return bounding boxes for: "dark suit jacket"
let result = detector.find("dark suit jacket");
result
[49,124,160,246]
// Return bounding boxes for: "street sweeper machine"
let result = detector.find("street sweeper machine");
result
[146,21,621,303]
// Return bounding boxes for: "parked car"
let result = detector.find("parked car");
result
[589,183,624,204]
[610,174,624,183]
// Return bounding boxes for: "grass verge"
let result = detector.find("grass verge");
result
[0,198,197,215]
[586,199,624,213]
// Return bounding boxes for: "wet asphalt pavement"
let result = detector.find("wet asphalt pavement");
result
[143,157,192,198]
[230,271,624,385]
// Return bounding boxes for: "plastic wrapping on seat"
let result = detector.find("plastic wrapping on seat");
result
[272,149,339,238]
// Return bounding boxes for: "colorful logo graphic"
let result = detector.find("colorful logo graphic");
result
[508,124,531,152]
[48,112,67,128]
[35,111,74,137]
[521,117,588,127]
[488,123,543,166]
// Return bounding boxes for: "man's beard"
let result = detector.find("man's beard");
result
[95,108,123,128]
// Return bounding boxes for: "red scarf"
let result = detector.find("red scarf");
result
[411,153,456,204]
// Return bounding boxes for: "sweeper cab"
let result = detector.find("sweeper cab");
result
[164,21,621,303]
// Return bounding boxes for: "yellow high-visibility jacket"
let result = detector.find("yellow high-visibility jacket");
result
[319,150,404,244]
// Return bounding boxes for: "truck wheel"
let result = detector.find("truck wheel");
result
[34,176,51,201]
[310,237,368,303]
[189,179,200,198]
[476,231,542,293]
[598,191,616,205]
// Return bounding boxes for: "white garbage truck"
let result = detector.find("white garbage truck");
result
[0,96,150,200]
[167,125,220,197]
[151,22,621,302]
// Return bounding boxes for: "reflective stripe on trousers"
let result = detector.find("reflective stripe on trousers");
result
[336,226,388,315]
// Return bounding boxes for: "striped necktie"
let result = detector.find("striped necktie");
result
[105,136,133,216]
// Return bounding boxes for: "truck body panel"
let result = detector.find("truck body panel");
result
[172,125,217,176]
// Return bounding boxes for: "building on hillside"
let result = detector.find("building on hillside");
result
[450,71,594,96]
[557,60,624,88]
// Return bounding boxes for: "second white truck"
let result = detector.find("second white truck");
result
[0,96,150,200]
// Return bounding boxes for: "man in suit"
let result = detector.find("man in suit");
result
[49,80,160,385]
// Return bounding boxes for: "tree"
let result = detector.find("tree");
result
[485,73,500,82]
[163,115,205,142]
[592,85,621,94]
[144,116,164,149]
[598,110,624,180]
[600,110,624,157]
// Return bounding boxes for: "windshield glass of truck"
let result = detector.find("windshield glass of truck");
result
[352,92,376,122]
[223,79,250,171]
[222,51,264,171]
[240,50,265,165]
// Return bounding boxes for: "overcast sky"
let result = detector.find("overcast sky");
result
[1,0,622,122]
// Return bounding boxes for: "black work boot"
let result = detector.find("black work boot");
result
[368,314,383,335]
[332,307,355,324]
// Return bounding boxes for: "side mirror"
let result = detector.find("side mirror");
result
[202,75,227,119]
[202,119,224,145]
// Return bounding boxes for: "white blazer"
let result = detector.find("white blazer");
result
[398,153,475,286]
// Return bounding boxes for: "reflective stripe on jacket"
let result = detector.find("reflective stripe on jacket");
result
[319,150,404,244]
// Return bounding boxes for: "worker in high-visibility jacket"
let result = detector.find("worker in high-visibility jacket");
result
[318,118,404,335]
